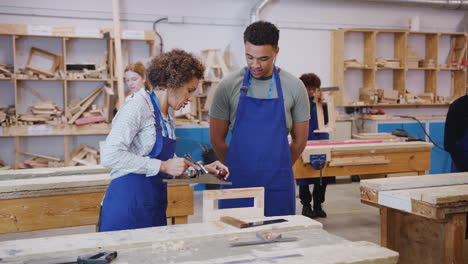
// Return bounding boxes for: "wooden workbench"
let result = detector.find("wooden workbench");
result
[294,140,433,179]
[0,215,398,263]
[0,166,193,234]
[360,172,468,264]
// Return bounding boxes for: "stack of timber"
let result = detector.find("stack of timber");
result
[0,106,15,127]
[0,160,12,170]
[67,85,107,125]
[68,145,100,166]
[20,151,64,169]
[0,63,13,78]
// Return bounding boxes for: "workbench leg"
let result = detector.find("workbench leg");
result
[380,207,396,249]
[444,213,466,264]
[417,170,425,175]
[170,216,188,225]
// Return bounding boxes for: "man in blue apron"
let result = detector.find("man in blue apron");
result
[296,73,336,219]
[209,21,310,216]
[444,94,468,172]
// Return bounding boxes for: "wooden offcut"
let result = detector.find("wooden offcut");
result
[25,47,60,77]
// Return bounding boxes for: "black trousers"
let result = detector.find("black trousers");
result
[299,183,327,209]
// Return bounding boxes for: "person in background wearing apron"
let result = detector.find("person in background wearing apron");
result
[444,94,468,172]
[296,73,336,219]
[209,21,310,217]
[99,49,229,232]
[124,61,149,99]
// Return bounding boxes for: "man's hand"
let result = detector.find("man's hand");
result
[205,160,230,180]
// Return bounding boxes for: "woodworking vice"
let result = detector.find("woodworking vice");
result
[310,154,327,185]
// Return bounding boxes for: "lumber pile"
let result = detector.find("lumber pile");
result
[67,85,106,125]
[0,106,16,127]
[20,152,64,169]
[375,57,400,68]
[180,48,233,123]
[0,63,13,78]
[344,59,368,68]
[69,145,100,166]
[406,45,419,68]
[0,160,12,170]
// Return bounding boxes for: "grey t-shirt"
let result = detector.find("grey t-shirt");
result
[209,68,310,131]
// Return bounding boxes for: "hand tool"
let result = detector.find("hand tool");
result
[221,253,303,264]
[162,153,231,185]
[25,251,117,264]
[220,216,287,229]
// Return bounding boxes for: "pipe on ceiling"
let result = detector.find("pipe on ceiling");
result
[359,0,468,10]
[249,0,270,23]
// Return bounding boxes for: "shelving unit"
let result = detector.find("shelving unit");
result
[0,24,155,168]
[332,29,467,107]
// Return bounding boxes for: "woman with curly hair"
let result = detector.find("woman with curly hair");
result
[99,49,229,232]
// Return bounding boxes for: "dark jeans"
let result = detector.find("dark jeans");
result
[299,183,327,210]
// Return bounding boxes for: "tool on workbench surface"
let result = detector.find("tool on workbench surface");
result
[222,254,303,264]
[220,216,287,229]
[25,251,117,264]
[163,153,232,185]
[310,154,327,185]
[230,232,299,247]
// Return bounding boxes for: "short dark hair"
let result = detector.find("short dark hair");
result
[147,49,205,90]
[243,21,279,47]
[300,73,321,89]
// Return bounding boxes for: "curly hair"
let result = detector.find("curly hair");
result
[243,20,279,47]
[124,61,150,90]
[146,49,205,90]
[300,73,321,89]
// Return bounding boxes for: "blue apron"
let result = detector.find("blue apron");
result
[99,91,176,232]
[451,129,468,172]
[296,98,336,186]
[219,67,295,217]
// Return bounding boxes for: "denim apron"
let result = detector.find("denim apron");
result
[99,91,176,231]
[296,98,336,186]
[219,67,295,216]
[451,129,468,172]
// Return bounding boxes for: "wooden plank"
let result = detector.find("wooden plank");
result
[0,192,103,233]
[360,172,468,191]
[329,156,390,166]
[68,89,102,124]
[112,0,125,109]
[444,213,467,264]
[294,151,430,178]
[19,151,61,162]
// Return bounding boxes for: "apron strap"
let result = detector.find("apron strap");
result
[149,91,164,158]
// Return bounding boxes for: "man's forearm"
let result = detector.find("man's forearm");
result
[290,140,307,165]
[211,140,229,163]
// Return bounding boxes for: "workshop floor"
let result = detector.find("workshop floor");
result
[0,180,380,244]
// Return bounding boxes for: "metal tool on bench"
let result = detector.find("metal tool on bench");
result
[25,251,117,264]
[220,216,287,229]
[310,154,327,185]
[162,153,232,185]
[230,232,298,247]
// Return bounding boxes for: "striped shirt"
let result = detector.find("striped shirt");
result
[101,89,176,179]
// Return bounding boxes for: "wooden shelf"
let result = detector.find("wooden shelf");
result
[0,77,11,81]
[15,78,65,81]
[66,78,109,82]
[0,123,111,137]
[333,28,467,107]
[377,67,404,70]
[342,103,450,108]
[345,66,374,70]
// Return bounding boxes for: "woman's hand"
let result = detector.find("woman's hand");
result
[204,160,230,180]
[160,158,190,177]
